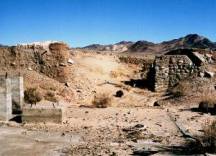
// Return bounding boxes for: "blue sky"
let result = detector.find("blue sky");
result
[0,0,216,47]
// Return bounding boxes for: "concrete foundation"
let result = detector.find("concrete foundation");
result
[0,76,12,121]
[22,104,64,123]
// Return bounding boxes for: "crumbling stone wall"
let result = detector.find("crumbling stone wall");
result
[154,55,202,92]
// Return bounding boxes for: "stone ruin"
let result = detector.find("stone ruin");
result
[153,49,207,92]
[0,75,63,123]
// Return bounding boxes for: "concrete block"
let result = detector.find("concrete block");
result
[0,77,12,121]
[22,104,64,123]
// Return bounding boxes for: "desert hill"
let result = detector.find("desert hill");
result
[82,34,216,54]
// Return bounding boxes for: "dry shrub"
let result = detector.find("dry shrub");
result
[110,68,129,78]
[92,93,112,108]
[110,70,119,78]
[170,80,191,97]
[199,91,216,111]
[40,83,57,91]
[58,88,74,102]
[44,91,58,103]
[24,88,42,105]
[110,70,126,78]
[202,120,216,153]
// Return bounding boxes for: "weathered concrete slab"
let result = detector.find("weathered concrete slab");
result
[22,104,64,123]
[0,76,12,121]
[0,126,81,156]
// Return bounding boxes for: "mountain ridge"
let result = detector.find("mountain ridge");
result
[81,34,216,53]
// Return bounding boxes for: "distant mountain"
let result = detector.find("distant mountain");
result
[127,34,216,54]
[115,41,134,45]
[127,40,155,52]
[82,44,106,51]
[82,41,134,52]
[160,34,216,50]
[0,44,8,47]
[81,34,216,54]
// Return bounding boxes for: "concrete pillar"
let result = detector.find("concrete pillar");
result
[11,76,24,114]
[0,76,12,121]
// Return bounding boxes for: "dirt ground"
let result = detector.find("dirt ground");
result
[1,105,215,155]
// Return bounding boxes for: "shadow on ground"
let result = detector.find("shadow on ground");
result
[190,107,216,115]
[122,79,154,91]
[133,140,215,156]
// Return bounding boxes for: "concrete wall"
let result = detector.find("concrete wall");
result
[22,107,64,123]
[11,76,24,113]
[0,76,12,121]
[154,55,202,92]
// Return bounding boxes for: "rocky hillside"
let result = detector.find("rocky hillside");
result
[159,34,216,51]
[82,34,216,54]
[0,41,78,103]
[0,42,71,82]
[128,34,216,54]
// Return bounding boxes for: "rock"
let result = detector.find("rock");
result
[153,101,160,107]
[199,72,205,78]
[178,59,184,64]
[205,53,212,58]
[61,132,65,136]
[115,90,124,97]
[134,124,144,128]
[68,58,74,64]
[10,62,16,66]
[28,67,33,71]
[152,100,167,107]
[64,82,69,87]
[204,71,214,78]
[59,63,67,66]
